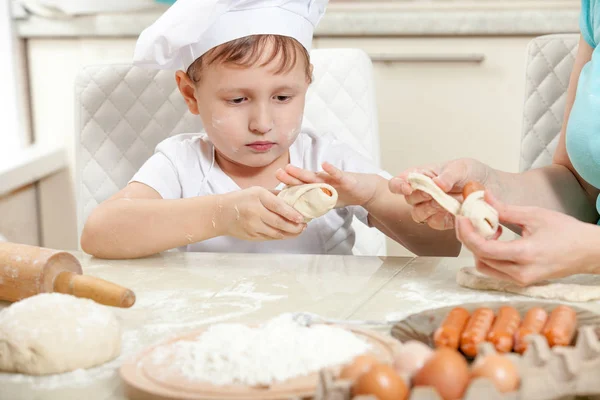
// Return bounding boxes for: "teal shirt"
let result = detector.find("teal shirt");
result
[566,0,600,220]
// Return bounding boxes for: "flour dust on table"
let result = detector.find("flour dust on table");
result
[0,293,121,375]
[457,267,600,302]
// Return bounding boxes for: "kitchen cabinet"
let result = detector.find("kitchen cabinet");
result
[316,37,529,173]
[0,185,40,246]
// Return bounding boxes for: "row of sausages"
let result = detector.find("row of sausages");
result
[433,305,577,357]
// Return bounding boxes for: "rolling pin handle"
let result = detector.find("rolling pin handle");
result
[54,271,136,308]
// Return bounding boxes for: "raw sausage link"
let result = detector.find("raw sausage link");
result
[486,306,521,353]
[460,307,495,357]
[543,305,577,347]
[462,181,485,199]
[434,307,471,349]
[514,307,548,354]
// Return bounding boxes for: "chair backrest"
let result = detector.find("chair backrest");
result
[520,34,579,171]
[75,48,387,255]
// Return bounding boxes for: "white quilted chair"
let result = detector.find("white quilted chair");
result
[520,34,579,171]
[75,48,387,256]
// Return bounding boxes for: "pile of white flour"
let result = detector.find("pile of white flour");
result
[151,313,370,386]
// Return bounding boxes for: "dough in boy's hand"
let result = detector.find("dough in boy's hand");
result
[277,183,338,222]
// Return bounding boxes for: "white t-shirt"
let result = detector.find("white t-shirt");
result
[131,129,392,255]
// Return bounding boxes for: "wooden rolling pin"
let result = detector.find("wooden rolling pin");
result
[0,242,135,308]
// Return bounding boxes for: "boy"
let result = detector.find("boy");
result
[81,0,460,259]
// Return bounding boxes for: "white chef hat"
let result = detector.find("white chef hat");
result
[133,0,328,71]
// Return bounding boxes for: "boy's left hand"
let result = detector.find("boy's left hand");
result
[275,162,378,208]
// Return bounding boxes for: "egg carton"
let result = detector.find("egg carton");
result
[312,325,600,400]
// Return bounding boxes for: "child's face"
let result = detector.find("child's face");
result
[178,46,310,169]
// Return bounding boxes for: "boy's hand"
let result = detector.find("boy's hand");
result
[220,187,306,241]
[276,162,378,208]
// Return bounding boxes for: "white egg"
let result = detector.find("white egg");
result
[393,340,434,377]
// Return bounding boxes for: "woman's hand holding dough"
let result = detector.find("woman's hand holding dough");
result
[389,159,492,230]
[405,173,499,239]
[456,193,600,285]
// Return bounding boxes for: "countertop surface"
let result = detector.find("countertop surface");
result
[0,250,597,399]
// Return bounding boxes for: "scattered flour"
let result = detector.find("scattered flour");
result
[151,313,370,386]
[383,274,516,322]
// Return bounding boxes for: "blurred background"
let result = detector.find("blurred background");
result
[0,0,581,256]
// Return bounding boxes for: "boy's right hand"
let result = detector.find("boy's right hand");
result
[220,187,307,241]
[388,158,491,230]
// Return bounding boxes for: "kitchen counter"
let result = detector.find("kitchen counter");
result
[15,1,581,38]
[0,251,597,399]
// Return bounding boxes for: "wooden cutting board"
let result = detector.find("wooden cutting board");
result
[120,324,400,400]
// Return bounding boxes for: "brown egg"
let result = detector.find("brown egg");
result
[471,354,520,393]
[412,348,470,400]
[353,363,409,400]
[339,354,379,381]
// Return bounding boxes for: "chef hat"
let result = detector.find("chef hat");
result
[133,0,328,71]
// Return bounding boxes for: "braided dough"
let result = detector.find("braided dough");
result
[277,183,338,222]
[407,173,499,238]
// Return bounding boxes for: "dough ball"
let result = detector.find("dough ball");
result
[0,293,121,375]
[277,183,338,222]
[459,191,499,239]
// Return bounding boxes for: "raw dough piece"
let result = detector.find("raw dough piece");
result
[407,173,499,238]
[406,173,461,215]
[459,190,499,239]
[0,293,121,375]
[277,183,338,222]
[456,267,600,302]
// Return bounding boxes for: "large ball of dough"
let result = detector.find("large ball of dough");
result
[0,293,121,375]
[277,183,338,222]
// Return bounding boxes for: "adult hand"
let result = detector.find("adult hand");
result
[389,158,491,230]
[456,192,597,285]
